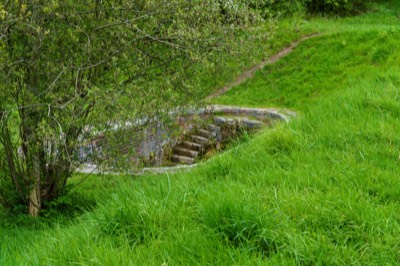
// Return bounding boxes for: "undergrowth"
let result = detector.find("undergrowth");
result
[1,0,400,265]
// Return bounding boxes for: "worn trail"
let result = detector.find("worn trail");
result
[206,33,322,99]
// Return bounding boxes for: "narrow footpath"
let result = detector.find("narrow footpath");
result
[206,33,321,99]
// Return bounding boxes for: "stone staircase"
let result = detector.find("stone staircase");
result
[171,123,220,164]
[171,116,266,165]
[77,106,293,172]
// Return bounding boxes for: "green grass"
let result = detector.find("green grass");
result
[215,30,400,112]
[194,23,309,98]
[214,1,400,111]
[1,1,400,265]
[215,1,400,110]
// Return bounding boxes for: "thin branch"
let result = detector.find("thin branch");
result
[35,67,67,99]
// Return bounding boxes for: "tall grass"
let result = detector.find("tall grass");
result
[1,76,399,264]
[1,0,400,264]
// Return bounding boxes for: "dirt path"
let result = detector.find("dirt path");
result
[206,33,322,100]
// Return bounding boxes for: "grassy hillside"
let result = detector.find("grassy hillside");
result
[214,1,400,111]
[1,1,400,265]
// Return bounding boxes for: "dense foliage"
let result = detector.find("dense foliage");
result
[0,0,265,216]
[304,0,368,15]
[256,0,305,17]
[254,0,370,17]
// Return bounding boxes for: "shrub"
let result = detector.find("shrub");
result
[252,0,370,17]
[249,0,306,18]
[304,0,369,16]
[267,0,306,17]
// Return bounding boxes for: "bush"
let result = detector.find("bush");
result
[304,0,369,16]
[251,0,369,17]
[267,0,306,17]
[249,0,305,18]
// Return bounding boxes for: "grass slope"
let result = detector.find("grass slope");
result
[214,2,400,111]
[1,1,400,265]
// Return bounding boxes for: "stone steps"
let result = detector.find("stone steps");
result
[198,129,216,139]
[181,141,202,152]
[170,116,266,165]
[173,146,199,158]
[172,154,195,164]
[170,123,221,165]
[191,135,209,145]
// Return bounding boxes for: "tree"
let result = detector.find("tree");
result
[0,0,265,216]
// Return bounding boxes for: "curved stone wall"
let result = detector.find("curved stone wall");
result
[77,105,295,173]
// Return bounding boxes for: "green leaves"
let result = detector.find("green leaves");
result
[304,0,368,16]
[0,1,267,214]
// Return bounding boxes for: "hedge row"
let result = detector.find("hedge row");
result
[253,0,370,17]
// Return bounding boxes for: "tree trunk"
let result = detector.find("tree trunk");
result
[29,184,40,217]
[28,149,42,217]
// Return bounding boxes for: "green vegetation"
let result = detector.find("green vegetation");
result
[0,1,265,216]
[215,1,400,112]
[1,0,400,264]
[253,0,371,17]
[305,0,369,15]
